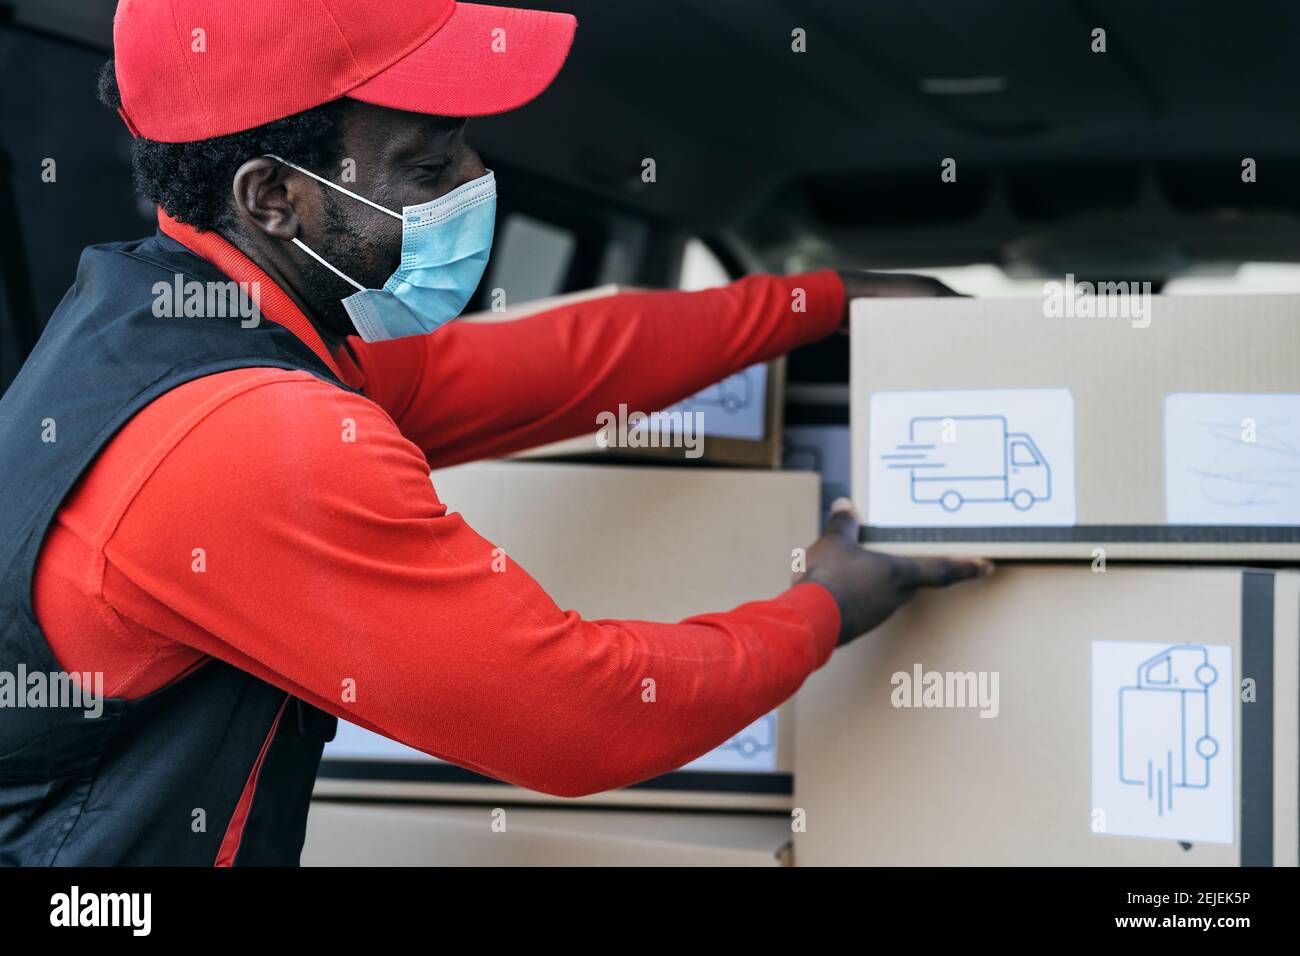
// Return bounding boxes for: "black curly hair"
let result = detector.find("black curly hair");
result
[97,59,353,233]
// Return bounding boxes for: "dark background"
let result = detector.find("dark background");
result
[4,0,1300,396]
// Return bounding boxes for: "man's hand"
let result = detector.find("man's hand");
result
[837,269,965,330]
[794,498,992,646]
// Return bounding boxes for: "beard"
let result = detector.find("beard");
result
[298,189,401,337]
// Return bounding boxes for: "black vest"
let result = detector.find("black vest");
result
[0,232,346,865]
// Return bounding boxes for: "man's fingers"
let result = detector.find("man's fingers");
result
[825,497,860,541]
[897,555,993,588]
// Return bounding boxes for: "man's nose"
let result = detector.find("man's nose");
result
[452,147,487,188]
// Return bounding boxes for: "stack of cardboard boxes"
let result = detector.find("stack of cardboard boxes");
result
[309,288,1298,866]
[793,294,1300,866]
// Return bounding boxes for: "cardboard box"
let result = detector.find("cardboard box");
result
[851,294,1300,560]
[302,802,791,866]
[511,359,786,468]
[463,286,786,468]
[317,460,820,810]
[793,565,1300,866]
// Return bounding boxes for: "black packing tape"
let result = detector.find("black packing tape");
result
[1240,570,1275,867]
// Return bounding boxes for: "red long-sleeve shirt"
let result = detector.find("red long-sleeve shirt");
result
[32,213,844,797]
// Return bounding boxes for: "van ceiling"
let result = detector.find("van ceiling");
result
[7,0,1300,277]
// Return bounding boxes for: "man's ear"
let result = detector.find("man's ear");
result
[232,157,310,241]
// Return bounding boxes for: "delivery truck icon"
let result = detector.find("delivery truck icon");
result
[882,415,1051,512]
[692,371,754,414]
[721,714,776,758]
[1118,644,1220,815]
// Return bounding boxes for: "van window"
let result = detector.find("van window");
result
[485,213,577,305]
[1011,441,1039,466]
[679,238,730,291]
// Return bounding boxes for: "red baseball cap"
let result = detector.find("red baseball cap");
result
[113,0,577,142]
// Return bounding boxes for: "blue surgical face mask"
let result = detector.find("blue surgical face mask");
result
[265,154,496,342]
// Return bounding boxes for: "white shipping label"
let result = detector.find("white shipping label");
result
[325,711,780,774]
[1090,641,1235,845]
[682,711,779,772]
[866,388,1077,527]
[1165,392,1300,526]
[648,363,767,442]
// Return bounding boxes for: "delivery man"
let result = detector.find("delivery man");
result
[0,0,989,865]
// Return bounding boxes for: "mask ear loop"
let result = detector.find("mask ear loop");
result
[262,154,404,292]
[263,154,404,220]
[289,237,366,292]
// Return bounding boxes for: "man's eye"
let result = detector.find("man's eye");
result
[418,162,450,177]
